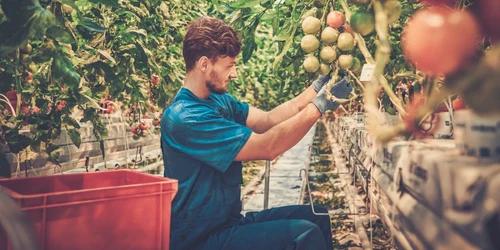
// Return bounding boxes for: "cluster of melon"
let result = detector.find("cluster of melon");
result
[300,11,361,75]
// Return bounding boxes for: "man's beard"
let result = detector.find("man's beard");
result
[206,71,227,95]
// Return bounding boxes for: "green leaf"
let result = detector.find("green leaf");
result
[68,129,81,148]
[61,0,80,12]
[1,0,43,22]
[242,33,256,64]
[242,19,259,64]
[46,144,62,165]
[99,140,105,160]
[117,44,136,52]
[77,16,107,33]
[271,16,279,36]
[51,51,81,90]
[0,7,56,53]
[126,28,148,37]
[63,116,81,129]
[46,26,75,44]
[88,0,120,8]
[230,0,261,8]
[5,133,31,154]
[91,61,115,82]
[110,78,125,98]
[33,41,56,63]
[159,2,170,18]
[273,25,298,73]
[0,71,14,94]
[98,50,116,64]
[260,0,272,8]
[0,150,11,178]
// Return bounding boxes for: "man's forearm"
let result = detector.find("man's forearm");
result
[261,86,317,131]
[264,103,321,159]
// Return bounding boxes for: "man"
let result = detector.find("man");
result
[161,16,352,250]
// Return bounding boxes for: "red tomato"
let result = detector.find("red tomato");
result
[435,103,449,113]
[31,107,41,114]
[5,90,18,114]
[6,90,17,102]
[20,104,30,115]
[327,11,345,29]
[402,7,480,75]
[25,72,33,81]
[151,74,160,85]
[477,0,500,41]
[139,123,148,131]
[106,105,113,114]
[418,0,457,7]
[152,118,161,127]
[56,104,64,111]
[131,126,139,134]
[452,98,467,110]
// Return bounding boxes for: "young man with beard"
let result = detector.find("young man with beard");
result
[161,16,352,250]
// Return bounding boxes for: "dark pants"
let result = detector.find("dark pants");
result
[194,205,333,250]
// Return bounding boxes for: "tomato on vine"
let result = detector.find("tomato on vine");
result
[350,11,375,36]
[139,123,148,131]
[151,74,160,85]
[327,11,345,29]
[152,118,161,127]
[418,0,457,7]
[402,7,480,75]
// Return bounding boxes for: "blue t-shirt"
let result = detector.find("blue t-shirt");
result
[161,88,252,249]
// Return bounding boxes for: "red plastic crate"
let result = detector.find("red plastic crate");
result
[0,170,178,250]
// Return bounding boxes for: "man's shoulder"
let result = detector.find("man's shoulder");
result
[211,93,247,111]
[212,92,237,103]
[164,97,218,125]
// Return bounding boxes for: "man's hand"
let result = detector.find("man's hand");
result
[311,76,352,114]
[312,75,331,93]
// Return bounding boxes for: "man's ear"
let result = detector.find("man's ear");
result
[198,56,210,72]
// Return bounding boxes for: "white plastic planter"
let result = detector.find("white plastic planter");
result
[433,112,453,139]
[453,109,471,155]
[464,112,500,163]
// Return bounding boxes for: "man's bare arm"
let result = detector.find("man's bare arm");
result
[235,103,320,161]
[246,85,317,133]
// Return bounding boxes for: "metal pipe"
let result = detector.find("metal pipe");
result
[327,122,373,250]
[263,160,271,210]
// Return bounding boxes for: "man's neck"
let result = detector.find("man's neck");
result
[183,72,210,100]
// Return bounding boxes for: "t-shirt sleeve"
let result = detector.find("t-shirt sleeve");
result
[225,94,250,126]
[171,111,252,173]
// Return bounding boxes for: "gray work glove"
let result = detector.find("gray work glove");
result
[312,75,331,93]
[311,76,352,114]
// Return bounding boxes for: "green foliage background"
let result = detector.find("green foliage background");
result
[0,0,418,176]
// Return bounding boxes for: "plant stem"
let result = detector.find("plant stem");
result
[347,70,365,91]
[338,0,374,64]
[0,95,16,116]
[15,48,21,115]
[321,0,330,22]
[372,0,406,115]
[336,0,406,116]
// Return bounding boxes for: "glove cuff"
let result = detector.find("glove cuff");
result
[311,98,324,115]
[312,76,331,93]
[311,97,340,115]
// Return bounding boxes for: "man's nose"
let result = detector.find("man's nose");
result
[229,66,238,79]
